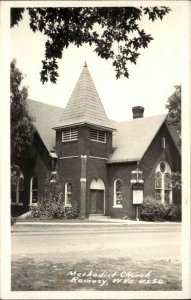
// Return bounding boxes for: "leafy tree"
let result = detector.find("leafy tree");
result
[11,7,170,83]
[166,85,181,138]
[166,85,181,191]
[11,60,35,164]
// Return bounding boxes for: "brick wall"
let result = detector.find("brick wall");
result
[11,133,51,216]
[56,125,113,216]
[139,123,181,204]
[108,162,137,219]
[58,157,81,206]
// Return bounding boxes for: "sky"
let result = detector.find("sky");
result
[10,3,188,121]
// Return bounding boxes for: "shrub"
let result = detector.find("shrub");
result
[140,196,181,222]
[140,196,166,221]
[30,197,66,219]
[164,204,181,221]
[30,168,66,219]
[64,200,79,219]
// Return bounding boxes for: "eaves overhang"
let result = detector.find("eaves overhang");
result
[107,158,140,164]
[53,121,116,132]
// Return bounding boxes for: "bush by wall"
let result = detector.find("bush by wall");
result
[164,204,181,221]
[140,196,166,221]
[30,169,79,220]
[140,196,181,222]
[64,200,79,219]
[30,198,66,219]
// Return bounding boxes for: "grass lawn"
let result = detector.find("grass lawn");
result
[12,256,181,291]
[15,217,115,223]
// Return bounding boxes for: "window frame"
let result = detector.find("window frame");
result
[65,182,72,207]
[90,129,106,143]
[11,170,24,206]
[155,161,172,204]
[62,128,78,142]
[30,176,38,206]
[113,179,123,208]
[162,137,166,149]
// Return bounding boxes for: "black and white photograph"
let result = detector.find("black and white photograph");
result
[0,0,190,299]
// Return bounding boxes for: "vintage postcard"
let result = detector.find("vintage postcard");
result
[0,0,190,299]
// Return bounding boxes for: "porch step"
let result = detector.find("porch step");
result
[88,214,111,221]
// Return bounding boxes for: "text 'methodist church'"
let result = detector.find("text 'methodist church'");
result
[11,62,181,219]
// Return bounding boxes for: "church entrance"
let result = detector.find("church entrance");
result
[90,178,105,214]
[90,190,104,213]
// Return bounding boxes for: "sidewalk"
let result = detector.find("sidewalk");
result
[15,219,181,226]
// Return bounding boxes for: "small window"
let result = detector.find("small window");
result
[162,137,166,149]
[30,177,38,205]
[114,179,122,207]
[90,129,106,143]
[11,168,24,205]
[62,128,78,142]
[65,182,72,206]
[160,162,166,173]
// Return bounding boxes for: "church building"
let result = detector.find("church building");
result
[11,63,181,219]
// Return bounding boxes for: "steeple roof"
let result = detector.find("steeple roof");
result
[54,62,115,131]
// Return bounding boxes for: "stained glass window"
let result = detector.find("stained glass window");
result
[160,162,166,172]
[155,162,172,204]
[164,173,171,190]
[114,179,122,206]
[155,172,162,189]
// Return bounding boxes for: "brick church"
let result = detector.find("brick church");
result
[11,63,181,219]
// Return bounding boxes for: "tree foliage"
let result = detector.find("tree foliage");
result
[11,7,170,83]
[11,60,35,162]
[166,85,181,191]
[30,169,79,219]
[31,169,64,219]
[166,85,181,137]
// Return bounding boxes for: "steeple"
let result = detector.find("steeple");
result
[54,63,115,131]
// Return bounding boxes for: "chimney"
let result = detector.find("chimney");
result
[132,106,144,119]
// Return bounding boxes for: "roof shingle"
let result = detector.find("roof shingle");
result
[27,99,64,152]
[109,114,167,163]
[54,63,114,131]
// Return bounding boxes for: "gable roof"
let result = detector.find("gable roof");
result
[108,114,167,163]
[54,63,115,131]
[27,99,180,162]
[27,99,63,153]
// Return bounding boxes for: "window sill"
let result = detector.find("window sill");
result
[90,139,106,144]
[11,203,23,206]
[30,203,38,207]
[62,139,78,143]
[113,205,123,208]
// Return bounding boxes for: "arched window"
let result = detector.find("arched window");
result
[11,167,24,205]
[30,177,38,206]
[65,182,72,206]
[114,179,122,207]
[155,161,172,204]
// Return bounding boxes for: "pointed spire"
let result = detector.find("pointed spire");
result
[55,64,115,131]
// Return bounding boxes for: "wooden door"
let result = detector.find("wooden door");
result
[90,190,104,214]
